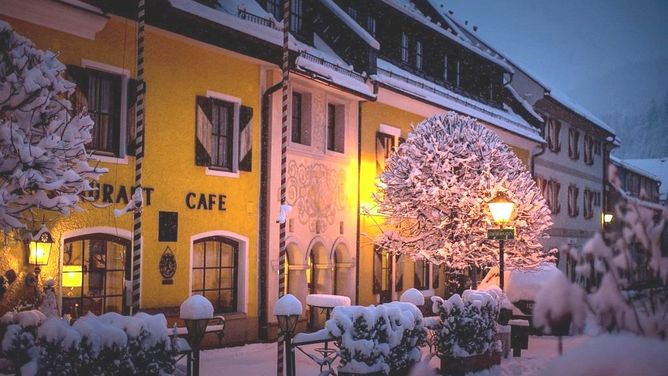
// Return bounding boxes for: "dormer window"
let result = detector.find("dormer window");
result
[400,32,409,64]
[367,16,376,37]
[290,0,303,34]
[415,40,423,70]
[444,55,461,87]
[265,0,282,21]
[346,6,358,20]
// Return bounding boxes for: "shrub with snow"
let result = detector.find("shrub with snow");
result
[374,113,553,272]
[431,290,500,358]
[326,302,426,374]
[0,21,106,231]
[534,165,668,340]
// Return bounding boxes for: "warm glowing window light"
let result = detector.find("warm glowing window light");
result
[62,265,82,288]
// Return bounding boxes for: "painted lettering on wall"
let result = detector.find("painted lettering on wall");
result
[86,182,154,206]
[185,192,227,211]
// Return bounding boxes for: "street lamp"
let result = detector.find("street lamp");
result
[274,294,302,376]
[180,295,214,376]
[487,192,515,291]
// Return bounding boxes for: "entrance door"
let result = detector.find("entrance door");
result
[63,234,131,317]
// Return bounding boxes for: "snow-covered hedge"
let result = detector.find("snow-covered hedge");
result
[0,311,175,375]
[325,302,426,374]
[431,290,500,358]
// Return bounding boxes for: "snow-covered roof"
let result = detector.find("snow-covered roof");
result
[318,0,380,50]
[373,59,543,143]
[506,85,543,123]
[610,156,661,182]
[380,0,514,73]
[624,157,668,200]
[546,90,616,136]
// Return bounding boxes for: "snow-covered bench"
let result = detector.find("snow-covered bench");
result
[172,315,226,346]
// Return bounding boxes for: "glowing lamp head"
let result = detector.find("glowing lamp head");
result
[488,192,515,225]
[29,225,53,266]
[62,265,82,288]
[603,213,613,224]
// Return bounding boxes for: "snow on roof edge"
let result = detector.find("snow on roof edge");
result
[546,90,616,135]
[610,156,661,182]
[318,0,380,50]
[506,85,543,123]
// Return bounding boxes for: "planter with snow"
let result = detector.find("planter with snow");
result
[431,290,501,375]
[326,302,426,376]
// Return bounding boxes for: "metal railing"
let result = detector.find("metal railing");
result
[237,8,282,31]
[299,52,366,83]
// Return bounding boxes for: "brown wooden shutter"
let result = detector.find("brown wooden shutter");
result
[195,96,213,166]
[395,254,403,291]
[126,78,138,156]
[66,65,89,114]
[554,181,561,214]
[555,120,562,152]
[239,105,253,172]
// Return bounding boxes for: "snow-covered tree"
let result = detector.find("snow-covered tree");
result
[0,21,106,231]
[374,113,553,271]
[535,165,668,339]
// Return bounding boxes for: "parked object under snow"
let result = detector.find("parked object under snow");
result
[325,302,426,375]
[180,294,214,320]
[0,21,106,231]
[374,113,553,272]
[306,294,351,308]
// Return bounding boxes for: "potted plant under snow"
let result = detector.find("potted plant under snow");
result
[431,290,501,375]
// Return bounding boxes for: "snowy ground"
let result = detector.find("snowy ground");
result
[176,335,587,376]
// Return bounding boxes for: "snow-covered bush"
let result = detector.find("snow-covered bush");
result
[374,113,553,271]
[431,290,500,358]
[534,165,668,339]
[326,302,426,374]
[0,21,106,231]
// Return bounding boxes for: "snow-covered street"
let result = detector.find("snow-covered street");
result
[176,335,586,376]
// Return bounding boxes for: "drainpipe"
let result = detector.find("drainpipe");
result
[258,80,283,341]
[530,143,546,177]
[355,101,365,305]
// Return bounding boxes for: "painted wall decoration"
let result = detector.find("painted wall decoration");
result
[286,160,346,234]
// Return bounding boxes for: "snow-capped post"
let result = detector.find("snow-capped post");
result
[180,295,214,376]
[274,294,302,376]
[0,21,106,232]
[487,192,516,291]
[375,113,553,280]
[131,0,147,316]
[277,1,291,376]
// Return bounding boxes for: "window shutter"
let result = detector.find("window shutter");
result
[373,247,382,294]
[126,78,139,156]
[395,255,403,291]
[432,264,439,289]
[554,181,561,214]
[66,65,89,114]
[195,96,213,166]
[239,105,253,171]
[555,121,562,152]
[376,132,390,175]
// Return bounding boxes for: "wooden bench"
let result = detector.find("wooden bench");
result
[172,315,226,346]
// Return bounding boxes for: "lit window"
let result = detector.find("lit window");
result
[192,237,239,313]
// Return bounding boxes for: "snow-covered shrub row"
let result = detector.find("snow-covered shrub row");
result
[326,302,426,374]
[374,113,553,271]
[534,165,668,340]
[431,289,500,358]
[0,311,175,375]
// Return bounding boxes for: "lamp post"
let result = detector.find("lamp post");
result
[487,193,515,291]
[274,294,302,376]
[180,295,214,376]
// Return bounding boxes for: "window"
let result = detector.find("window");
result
[66,65,136,157]
[568,128,580,160]
[415,40,423,70]
[444,55,461,87]
[536,176,548,199]
[290,0,303,34]
[265,0,282,21]
[568,185,579,217]
[346,6,358,20]
[196,96,233,171]
[545,117,562,153]
[443,54,449,82]
[584,134,594,165]
[62,234,130,317]
[367,16,376,37]
[584,189,594,219]
[192,237,239,313]
[376,132,396,175]
[594,140,602,155]
[400,32,409,64]
[545,179,561,214]
[327,103,344,153]
[593,191,601,207]
[414,259,429,290]
[373,246,393,302]
[291,91,311,146]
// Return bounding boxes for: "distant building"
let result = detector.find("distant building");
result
[623,158,668,205]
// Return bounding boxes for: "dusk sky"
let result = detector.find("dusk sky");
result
[438,0,668,117]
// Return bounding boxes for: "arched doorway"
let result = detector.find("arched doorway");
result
[332,242,353,297]
[62,234,131,317]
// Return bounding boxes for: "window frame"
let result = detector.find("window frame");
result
[546,117,562,153]
[568,184,579,218]
[400,32,409,64]
[265,0,282,21]
[414,259,430,291]
[191,236,240,314]
[415,40,423,70]
[326,102,345,154]
[290,90,312,147]
[290,0,303,34]
[568,128,580,160]
[195,92,241,176]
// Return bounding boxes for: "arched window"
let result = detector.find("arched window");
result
[192,237,239,313]
[63,234,130,317]
[307,251,316,295]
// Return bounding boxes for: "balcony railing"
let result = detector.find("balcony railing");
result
[237,8,282,31]
[299,52,366,83]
